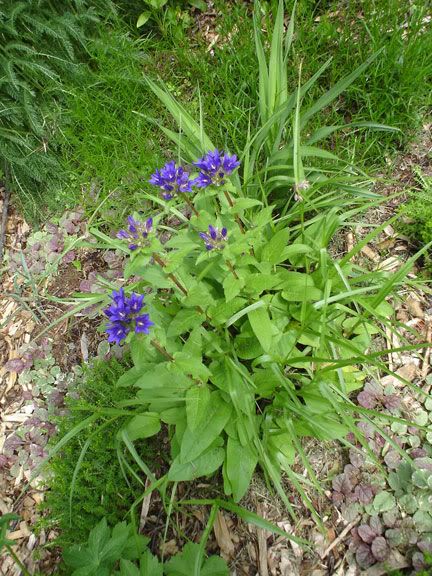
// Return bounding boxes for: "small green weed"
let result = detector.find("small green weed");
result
[61,517,228,576]
[41,357,156,547]
[398,168,432,266]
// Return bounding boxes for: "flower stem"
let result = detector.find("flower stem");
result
[223,190,245,233]
[152,253,188,296]
[226,260,239,279]
[184,195,199,217]
[151,339,173,360]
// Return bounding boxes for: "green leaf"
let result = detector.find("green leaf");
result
[225,437,258,502]
[230,198,262,213]
[173,352,211,381]
[261,228,290,264]
[63,546,95,569]
[168,447,225,481]
[180,392,232,462]
[135,363,188,389]
[165,542,228,576]
[168,309,205,337]
[243,273,282,296]
[186,385,211,431]
[248,306,273,352]
[235,334,265,360]
[125,254,150,278]
[139,551,163,575]
[144,0,168,8]
[100,522,131,563]
[223,274,245,302]
[413,510,432,532]
[226,299,265,327]
[280,271,322,301]
[120,559,140,576]
[183,284,214,308]
[373,492,396,513]
[189,0,208,10]
[140,266,173,289]
[88,517,111,558]
[208,297,247,325]
[122,413,161,441]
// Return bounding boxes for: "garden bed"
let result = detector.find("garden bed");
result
[1,123,432,575]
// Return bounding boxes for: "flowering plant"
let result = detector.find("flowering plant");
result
[90,137,412,520]
[72,0,417,524]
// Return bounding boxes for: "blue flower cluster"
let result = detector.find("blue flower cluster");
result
[199,225,228,251]
[149,150,239,198]
[104,288,154,345]
[149,161,193,200]
[194,149,240,188]
[117,216,153,250]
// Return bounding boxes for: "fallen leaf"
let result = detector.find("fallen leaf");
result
[213,510,235,560]
[406,296,425,319]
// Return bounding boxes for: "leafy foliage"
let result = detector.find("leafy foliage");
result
[91,2,423,525]
[62,518,228,576]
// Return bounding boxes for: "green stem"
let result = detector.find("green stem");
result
[226,260,239,279]
[184,195,199,217]
[152,253,188,296]
[223,190,245,233]
[151,339,173,360]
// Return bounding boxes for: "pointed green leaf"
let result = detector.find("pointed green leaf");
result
[186,385,211,431]
[261,228,290,264]
[180,392,231,462]
[248,306,273,352]
[225,437,258,502]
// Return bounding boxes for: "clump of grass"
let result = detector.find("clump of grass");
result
[58,0,431,227]
[60,29,169,227]
[40,357,155,547]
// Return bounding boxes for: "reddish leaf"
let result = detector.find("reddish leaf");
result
[383,394,401,410]
[356,543,375,568]
[369,516,383,536]
[354,484,374,505]
[384,450,401,469]
[358,524,376,544]
[371,536,389,562]
[357,391,378,409]
[349,448,366,468]
[332,473,352,495]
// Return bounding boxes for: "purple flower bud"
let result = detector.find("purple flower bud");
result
[116,215,154,251]
[199,225,228,251]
